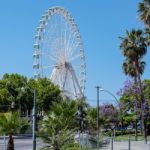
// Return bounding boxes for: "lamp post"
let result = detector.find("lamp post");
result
[99,88,119,104]
[95,86,100,150]
[33,89,36,150]
[99,87,120,138]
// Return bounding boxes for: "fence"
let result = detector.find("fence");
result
[0,135,6,150]
[1,135,150,150]
[101,136,150,150]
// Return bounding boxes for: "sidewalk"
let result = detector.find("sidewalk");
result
[101,141,150,150]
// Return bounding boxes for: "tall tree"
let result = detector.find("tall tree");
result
[118,79,143,139]
[145,28,150,45]
[138,0,150,27]
[1,73,27,110]
[0,74,62,115]
[120,29,147,91]
[120,29,147,141]
[35,78,62,113]
[120,29,147,97]
[138,0,150,49]
[100,104,118,136]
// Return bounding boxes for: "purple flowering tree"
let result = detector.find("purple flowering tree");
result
[100,103,118,136]
[117,79,149,140]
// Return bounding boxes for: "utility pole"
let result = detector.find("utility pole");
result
[33,89,36,150]
[96,86,100,150]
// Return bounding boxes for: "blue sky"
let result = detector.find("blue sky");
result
[0,0,149,106]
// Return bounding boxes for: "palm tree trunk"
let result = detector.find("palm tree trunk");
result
[133,77,138,141]
[138,74,147,143]
[135,59,147,143]
[7,134,14,150]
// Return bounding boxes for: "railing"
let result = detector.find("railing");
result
[0,135,6,150]
[100,136,150,150]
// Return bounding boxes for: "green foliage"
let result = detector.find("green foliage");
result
[0,73,27,111]
[39,99,78,150]
[39,143,88,150]
[119,29,147,98]
[61,142,81,150]
[3,73,27,99]
[36,78,62,112]
[120,94,134,113]
[0,111,29,150]
[143,79,150,102]
[87,107,97,132]
[0,88,13,111]
[138,0,150,27]
[0,74,62,113]
[0,111,29,135]
[119,79,150,127]
[119,28,148,138]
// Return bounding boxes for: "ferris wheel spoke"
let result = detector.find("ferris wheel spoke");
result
[68,66,81,98]
[42,65,56,69]
[67,41,80,58]
[42,52,58,62]
[68,35,77,56]
[70,54,81,61]
[65,26,74,58]
[50,67,62,83]
[72,65,81,69]
[64,27,69,60]
[67,33,77,56]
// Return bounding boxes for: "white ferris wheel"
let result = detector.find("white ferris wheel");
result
[33,6,86,99]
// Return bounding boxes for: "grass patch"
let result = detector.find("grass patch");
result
[114,134,150,141]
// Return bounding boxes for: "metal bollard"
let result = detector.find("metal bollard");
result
[86,132,89,150]
[128,135,131,150]
[3,134,6,150]
[79,132,82,150]
[111,137,113,150]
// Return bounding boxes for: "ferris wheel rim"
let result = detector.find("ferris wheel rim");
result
[33,6,86,98]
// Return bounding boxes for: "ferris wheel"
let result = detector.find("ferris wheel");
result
[33,6,86,99]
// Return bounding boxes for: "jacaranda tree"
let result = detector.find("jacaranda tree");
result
[120,29,148,140]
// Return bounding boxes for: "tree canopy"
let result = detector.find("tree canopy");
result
[0,73,62,113]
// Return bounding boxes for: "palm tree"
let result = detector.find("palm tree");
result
[138,0,150,27]
[39,99,78,150]
[0,111,29,150]
[120,29,147,85]
[120,29,147,101]
[122,58,145,79]
[145,28,150,45]
[138,0,150,48]
[120,29,147,141]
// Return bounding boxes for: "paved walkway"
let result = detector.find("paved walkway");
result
[101,141,150,150]
[0,137,48,150]
[1,137,150,150]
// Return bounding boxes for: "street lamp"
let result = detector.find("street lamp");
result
[95,86,100,150]
[100,87,139,141]
[99,87,120,138]
[33,89,36,150]
[99,88,119,104]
